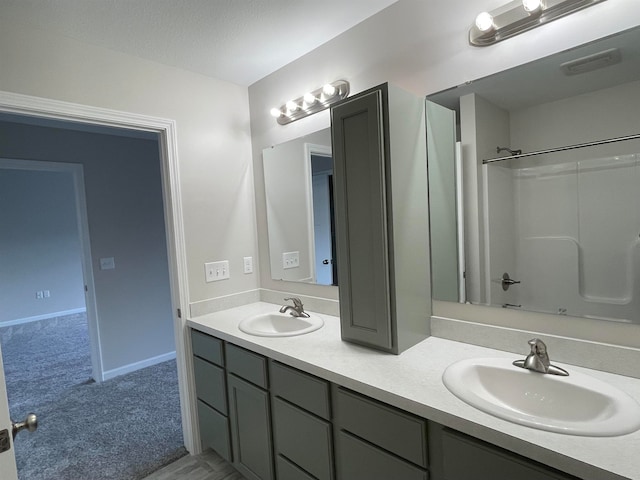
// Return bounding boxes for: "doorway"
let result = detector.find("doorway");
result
[0,91,192,478]
[0,159,100,380]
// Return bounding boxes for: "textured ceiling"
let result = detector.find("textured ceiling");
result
[1,0,398,86]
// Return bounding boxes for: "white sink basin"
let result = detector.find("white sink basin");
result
[442,357,640,436]
[238,312,324,337]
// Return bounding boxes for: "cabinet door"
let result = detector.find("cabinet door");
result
[227,374,274,480]
[331,86,394,351]
[430,425,580,480]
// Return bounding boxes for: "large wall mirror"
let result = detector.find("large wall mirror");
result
[427,26,640,325]
[263,128,338,286]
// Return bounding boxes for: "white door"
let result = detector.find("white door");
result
[0,344,18,480]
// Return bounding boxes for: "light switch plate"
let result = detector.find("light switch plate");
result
[243,256,253,274]
[205,260,230,282]
[282,251,300,269]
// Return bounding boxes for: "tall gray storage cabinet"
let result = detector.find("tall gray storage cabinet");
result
[330,83,431,354]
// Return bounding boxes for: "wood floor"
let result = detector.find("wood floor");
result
[142,450,246,480]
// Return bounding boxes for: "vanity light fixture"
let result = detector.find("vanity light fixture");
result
[270,80,350,125]
[469,0,607,46]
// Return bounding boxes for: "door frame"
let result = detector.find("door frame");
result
[0,159,104,381]
[0,90,195,451]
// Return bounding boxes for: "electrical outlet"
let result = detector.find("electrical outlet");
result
[243,256,253,274]
[282,251,300,270]
[100,257,116,270]
[44,290,50,298]
[205,260,230,282]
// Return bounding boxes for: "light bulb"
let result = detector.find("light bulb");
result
[322,83,337,98]
[270,107,283,118]
[286,100,299,113]
[475,12,495,32]
[303,92,317,106]
[522,0,543,13]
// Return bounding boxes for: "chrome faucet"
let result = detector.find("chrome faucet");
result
[279,297,310,318]
[513,338,569,376]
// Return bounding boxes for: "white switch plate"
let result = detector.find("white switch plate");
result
[243,256,253,274]
[282,251,300,270]
[205,260,230,282]
[36,291,44,299]
[100,257,116,270]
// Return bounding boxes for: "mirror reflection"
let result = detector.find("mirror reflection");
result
[427,26,640,324]
[263,128,338,286]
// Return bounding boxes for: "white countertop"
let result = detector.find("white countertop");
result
[187,302,640,480]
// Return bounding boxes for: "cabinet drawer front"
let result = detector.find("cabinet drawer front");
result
[197,400,231,462]
[270,361,331,419]
[272,398,333,480]
[191,329,224,366]
[334,387,427,467]
[336,431,427,480]
[441,429,580,480]
[226,343,268,388]
[276,455,317,480]
[193,356,227,414]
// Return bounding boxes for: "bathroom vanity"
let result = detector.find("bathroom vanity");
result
[187,302,640,480]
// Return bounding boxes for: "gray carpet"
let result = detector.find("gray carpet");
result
[0,313,187,480]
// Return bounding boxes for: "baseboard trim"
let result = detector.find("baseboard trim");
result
[101,351,177,381]
[0,308,87,328]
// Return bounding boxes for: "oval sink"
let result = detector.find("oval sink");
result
[238,312,324,337]
[442,357,640,436]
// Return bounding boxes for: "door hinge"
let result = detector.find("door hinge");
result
[0,429,10,453]
[177,308,182,319]
[85,285,88,292]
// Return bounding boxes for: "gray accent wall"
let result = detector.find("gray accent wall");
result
[0,121,174,374]
[0,168,85,322]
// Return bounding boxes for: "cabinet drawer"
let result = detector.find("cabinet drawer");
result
[440,429,580,480]
[335,431,427,480]
[270,361,331,419]
[276,455,317,480]
[333,387,427,467]
[191,329,224,366]
[197,400,231,462]
[193,356,227,414]
[272,397,333,480]
[226,343,268,388]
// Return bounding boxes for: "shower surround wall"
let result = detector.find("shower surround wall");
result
[465,80,640,323]
[486,156,639,322]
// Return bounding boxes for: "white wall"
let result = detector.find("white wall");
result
[0,14,258,313]
[0,168,85,323]
[0,121,175,372]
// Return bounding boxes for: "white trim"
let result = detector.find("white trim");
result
[0,308,87,328]
[0,90,194,452]
[102,351,177,381]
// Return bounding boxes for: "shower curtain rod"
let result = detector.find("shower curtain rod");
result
[482,133,640,164]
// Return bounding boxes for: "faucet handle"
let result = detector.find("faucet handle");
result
[284,297,303,309]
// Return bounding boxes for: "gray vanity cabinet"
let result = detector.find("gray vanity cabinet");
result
[330,83,431,354]
[270,361,334,480]
[226,344,275,480]
[428,424,581,480]
[332,386,429,480]
[191,330,232,461]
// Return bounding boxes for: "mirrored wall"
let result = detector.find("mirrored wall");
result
[427,26,640,325]
[262,128,338,286]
